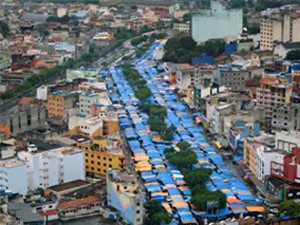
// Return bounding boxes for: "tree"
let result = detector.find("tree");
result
[286,49,300,60]
[0,20,9,37]
[197,40,225,57]
[228,0,246,8]
[182,13,191,22]
[278,201,300,217]
[183,168,212,189]
[167,149,197,170]
[144,200,172,225]
[191,190,227,210]
[176,141,191,151]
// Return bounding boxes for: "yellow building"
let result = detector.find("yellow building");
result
[76,133,125,177]
[243,139,260,176]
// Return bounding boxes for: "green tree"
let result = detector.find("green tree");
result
[191,190,227,210]
[182,13,191,22]
[286,49,300,60]
[0,20,9,37]
[228,0,246,8]
[144,200,172,225]
[167,149,197,170]
[278,201,300,217]
[176,141,191,151]
[197,40,225,57]
[183,168,212,189]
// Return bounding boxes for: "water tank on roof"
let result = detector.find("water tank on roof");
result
[28,144,37,152]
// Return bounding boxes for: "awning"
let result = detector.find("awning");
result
[246,206,265,213]
[215,141,222,149]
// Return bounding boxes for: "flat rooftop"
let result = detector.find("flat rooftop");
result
[47,180,90,192]
[0,158,25,168]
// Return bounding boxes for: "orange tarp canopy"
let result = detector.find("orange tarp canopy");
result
[172,202,189,208]
[162,203,172,213]
[246,206,265,213]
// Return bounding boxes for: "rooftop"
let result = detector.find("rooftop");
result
[59,196,100,210]
[0,158,25,168]
[281,41,300,49]
[108,169,137,184]
[9,203,43,222]
[47,180,90,192]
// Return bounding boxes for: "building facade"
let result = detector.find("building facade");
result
[260,12,300,50]
[76,135,126,177]
[191,1,242,44]
[0,104,47,136]
[272,104,300,131]
[47,91,79,123]
[256,77,292,118]
[69,109,118,138]
[275,130,300,152]
[107,169,143,225]
[0,158,28,195]
[18,146,85,191]
[79,93,99,116]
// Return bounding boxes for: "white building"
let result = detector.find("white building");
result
[0,158,28,195]
[36,85,49,101]
[191,1,242,44]
[79,93,99,116]
[275,130,300,152]
[18,145,85,191]
[66,69,99,82]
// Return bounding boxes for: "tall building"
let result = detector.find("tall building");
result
[272,104,300,131]
[260,12,300,50]
[256,76,292,118]
[18,145,85,191]
[216,65,252,92]
[275,130,300,152]
[47,91,79,123]
[75,133,126,176]
[191,1,243,44]
[107,169,143,225]
[0,158,28,195]
[79,93,99,116]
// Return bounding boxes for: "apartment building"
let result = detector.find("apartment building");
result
[173,22,190,33]
[66,69,99,82]
[243,134,275,182]
[217,65,252,92]
[260,12,300,50]
[107,169,143,225]
[47,91,79,123]
[0,158,28,195]
[272,104,300,131]
[58,196,101,220]
[176,64,215,91]
[206,92,241,133]
[256,76,292,118]
[76,134,125,176]
[275,130,300,152]
[0,103,47,136]
[17,145,85,191]
[69,109,118,138]
[79,93,99,116]
[270,147,300,184]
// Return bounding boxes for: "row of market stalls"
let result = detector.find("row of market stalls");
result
[106,41,264,224]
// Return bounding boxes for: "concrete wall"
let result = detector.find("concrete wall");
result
[0,105,47,136]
